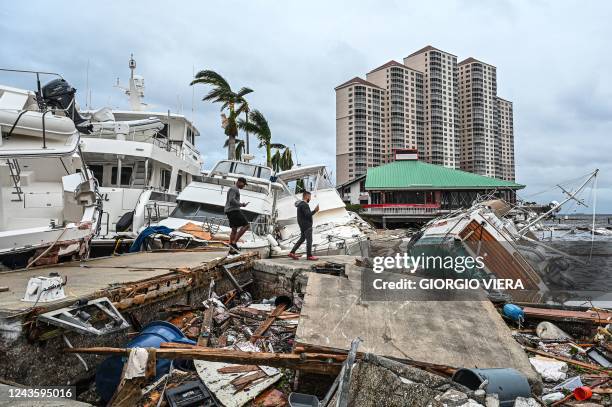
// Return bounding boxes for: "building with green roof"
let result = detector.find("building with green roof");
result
[338,149,524,225]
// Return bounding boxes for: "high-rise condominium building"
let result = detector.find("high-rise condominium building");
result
[497,97,515,181]
[335,45,515,185]
[335,77,385,182]
[458,57,499,178]
[404,46,460,168]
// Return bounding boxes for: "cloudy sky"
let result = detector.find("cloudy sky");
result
[2,1,611,211]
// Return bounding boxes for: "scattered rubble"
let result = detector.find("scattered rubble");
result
[1,244,610,406]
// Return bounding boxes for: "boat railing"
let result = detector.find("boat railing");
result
[144,202,175,225]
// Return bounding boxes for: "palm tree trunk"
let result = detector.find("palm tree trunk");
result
[228,104,236,160]
[228,135,236,160]
[266,143,271,167]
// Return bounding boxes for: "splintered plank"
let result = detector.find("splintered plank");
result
[250,303,287,343]
[230,371,267,388]
[197,306,215,347]
[217,365,260,374]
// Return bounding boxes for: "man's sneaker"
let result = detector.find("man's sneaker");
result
[228,243,240,254]
[307,256,319,261]
[288,252,300,260]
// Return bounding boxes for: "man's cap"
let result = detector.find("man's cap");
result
[237,177,248,185]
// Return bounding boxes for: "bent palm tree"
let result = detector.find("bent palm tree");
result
[191,70,252,160]
[238,110,285,167]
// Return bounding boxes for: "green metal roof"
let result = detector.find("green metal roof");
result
[365,160,525,190]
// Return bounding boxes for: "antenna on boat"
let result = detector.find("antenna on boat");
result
[114,54,147,111]
[517,169,599,236]
[85,59,90,109]
[191,64,195,122]
[293,143,300,167]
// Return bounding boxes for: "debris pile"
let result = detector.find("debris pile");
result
[502,303,612,406]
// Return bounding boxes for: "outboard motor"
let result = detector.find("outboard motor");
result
[41,78,92,133]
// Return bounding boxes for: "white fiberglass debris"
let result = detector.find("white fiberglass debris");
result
[528,357,567,382]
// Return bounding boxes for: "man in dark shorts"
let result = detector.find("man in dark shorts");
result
[225,177,250,252]
[288,190,320,260]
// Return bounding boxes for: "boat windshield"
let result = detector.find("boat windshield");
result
[171,200,260,222]
[211,160,272,181]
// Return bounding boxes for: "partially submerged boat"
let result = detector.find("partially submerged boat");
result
[0,71,102,269]
[409,170,604,304]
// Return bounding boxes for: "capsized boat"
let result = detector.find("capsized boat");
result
[410,169,605,304]
[0,70,102,269]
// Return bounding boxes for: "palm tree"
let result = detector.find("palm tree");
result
[271,147,294,172]
[191,70,252,160]
[280,147,293,170]
[224,138,245,161]
[238,110,285,167]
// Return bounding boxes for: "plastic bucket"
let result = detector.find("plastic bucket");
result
[573,386,593,401]
[95,321,195,402]
[452,368,530,407]
[288,392,319,407]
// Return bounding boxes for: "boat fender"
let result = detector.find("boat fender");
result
[116,211,134,232]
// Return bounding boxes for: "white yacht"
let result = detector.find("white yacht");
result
[158,159,278,257]
[78,56,204,252]
[274,165,372,257]
[0,72,101,269]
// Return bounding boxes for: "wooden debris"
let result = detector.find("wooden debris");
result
[250,303,287,343]
[521,306,612,325]
[66,345,344,375]
[197,305,215,347]
[230,370,267,388]
[217,365,260,374]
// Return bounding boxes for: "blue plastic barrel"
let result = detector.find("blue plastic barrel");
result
[452,368,531,407]
[95,321,195,402]
[502,303,524,323]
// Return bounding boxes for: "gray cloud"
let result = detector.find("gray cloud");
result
[1,0,611,211]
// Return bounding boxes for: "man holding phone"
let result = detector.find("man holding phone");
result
[225,177,250,253]
[288,190,320,260]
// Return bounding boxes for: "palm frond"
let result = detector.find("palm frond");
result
[236,87,254,98]
[269,143,286,149]
[237,119,260,135]
[191,70,230,89]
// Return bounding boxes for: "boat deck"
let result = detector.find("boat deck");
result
[0,250,227,316]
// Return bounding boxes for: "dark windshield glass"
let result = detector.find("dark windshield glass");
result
[171,201,259,222]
